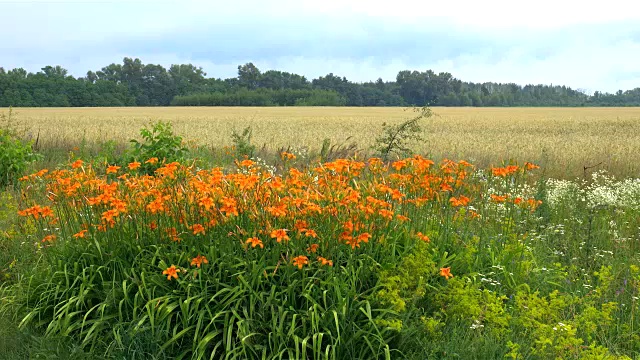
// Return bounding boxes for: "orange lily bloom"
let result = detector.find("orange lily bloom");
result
[292,255,309,269]
[73,229,88,238]
[71,159,84,169]
[525,162,540,170]
[317,257,333,267]
[449,196,470,207]
[246,237,264,248]
[162,265,180,280]
[416,232,430,243]
[190,255,209,268]
[270,229,290,243]
[440,267,453,280]
[191,223,205,235]
[307,243,319,253]
[128,161,141,170]
[106,165,121,174]
[490,194,507,203]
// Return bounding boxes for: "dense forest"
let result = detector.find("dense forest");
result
[1,57,639,107]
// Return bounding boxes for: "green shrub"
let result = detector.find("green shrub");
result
[128,121,189,173]
[0,110,41,187]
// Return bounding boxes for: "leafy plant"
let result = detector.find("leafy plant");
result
[0,109,41,187]
[128,121,189,172]
[373,106,432,161]
[230,126,256,159]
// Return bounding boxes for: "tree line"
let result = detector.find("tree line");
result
[1,57,639,107]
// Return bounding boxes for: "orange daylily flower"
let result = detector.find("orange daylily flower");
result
[416,232,430,243]
[33,169,48,177]
[145,157,159,164]
[162,265,180,280]
[191,223,205,235]
[490,194,507,203]
[525,162,540,170]
[307,243,319,253]
[71,159,84,169]
[106,165,121,174]
[190,255,209,268]
[73,229,88,238]
[18,205,55,219]
[42,234,56,243]
[280,151,296,161]
[101,209,119,223]
[220,196,239,217]
[440,267,453,280]
[378,209,394,220]
[266,204,287,217]
[246,237,264,248]
[440,182,453,192]
[292,255,309,269]
[357,232,372,244]
[239,159,255,167]
[39,206,54,218]
[491,167,508,177]
[449,196,470,207]
[317,257,333,267]
[392,160,407,171]
[199,196,215,211]
[128,161,141,170]
[270,229,290,243]
[294,220,309,233]
[166,227,181,242]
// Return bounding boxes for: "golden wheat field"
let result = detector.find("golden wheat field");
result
[4,106,640,178]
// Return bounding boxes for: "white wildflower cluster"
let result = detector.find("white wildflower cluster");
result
[470,319,485,330]
[552,322,568,331]
[252,157,277,175]
[477,265,508,287]
[236,157,277,176]
[585,171,640,209]
[544,179,583,208]
[545,170,640,210]
[290,146,309,160]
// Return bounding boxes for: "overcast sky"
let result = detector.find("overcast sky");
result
[1,0,639,93]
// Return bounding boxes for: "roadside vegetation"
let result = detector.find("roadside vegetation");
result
[1,107,640,359]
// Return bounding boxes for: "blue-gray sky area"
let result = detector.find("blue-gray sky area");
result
[1,0,639,93]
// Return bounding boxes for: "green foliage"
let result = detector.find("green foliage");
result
[4,151,640,359]
[372,106,432,161]
[230,126,256,159]
[0,109,41,187]
[172,89,346,107]
[128,121,189,172]
[4,57,640,108]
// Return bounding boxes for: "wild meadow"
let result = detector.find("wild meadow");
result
[1,107,640,359]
